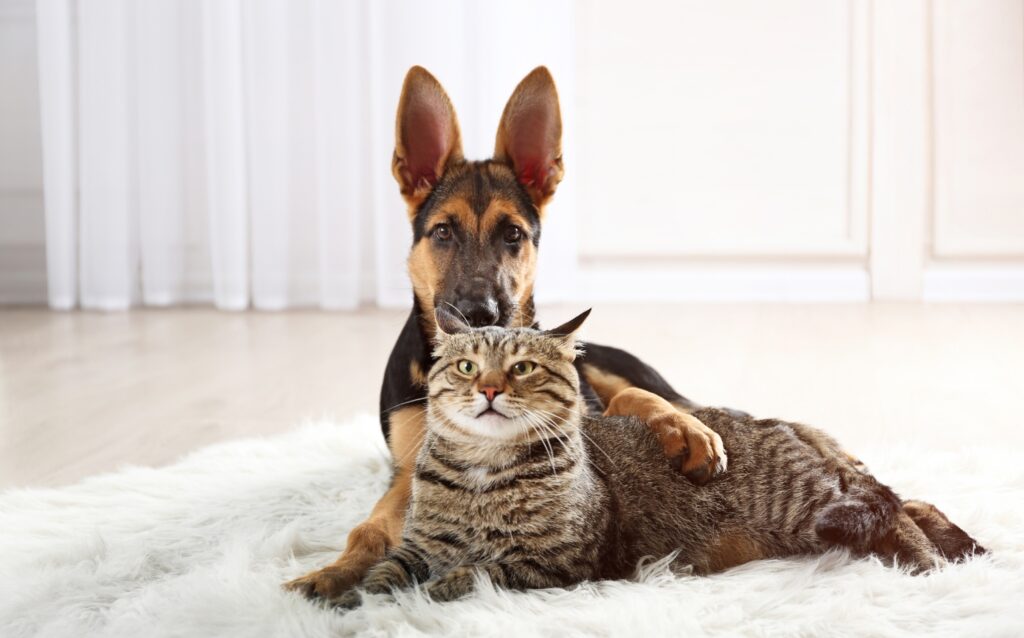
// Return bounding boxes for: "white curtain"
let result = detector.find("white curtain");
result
[33,0,578,310]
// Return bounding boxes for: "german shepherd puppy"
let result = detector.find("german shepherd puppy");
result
[285,67,982,600]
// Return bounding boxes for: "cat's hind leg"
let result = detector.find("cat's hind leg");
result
[814,495,944,573]
[786,421,984,567]
[811,475,951,573]
[871,511,946,573]
[902,499,986,561]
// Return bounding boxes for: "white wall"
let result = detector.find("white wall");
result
[578,1,865,259]
[575,0,1024,302]
[924,0,1024,301]
[2,0,1023,305]
[932,0,1024,258]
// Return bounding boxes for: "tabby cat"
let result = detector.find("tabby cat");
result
[333,309,983,608]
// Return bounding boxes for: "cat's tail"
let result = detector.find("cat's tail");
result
[814,481,903,549]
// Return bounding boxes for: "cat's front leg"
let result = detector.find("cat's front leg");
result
[424,565,481,602]
[426,561,568,602]
[332,543,431,609]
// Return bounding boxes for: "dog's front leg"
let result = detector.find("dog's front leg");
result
[604,387,726,484]
[284,406,424,600]
[579,343,729,483]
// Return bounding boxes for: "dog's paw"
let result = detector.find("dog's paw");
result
[283,562,365,601]
[649,412,727,485]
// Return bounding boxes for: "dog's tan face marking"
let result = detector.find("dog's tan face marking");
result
[481,196,538,328]
[421,197,532,244]
[416,194,537,307]
[407,238,442,322]
[420,197,472,232]
[393,66,562,329]
[405,161,541,328]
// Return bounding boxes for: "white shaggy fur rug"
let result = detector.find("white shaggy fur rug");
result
[1,414,1022,638]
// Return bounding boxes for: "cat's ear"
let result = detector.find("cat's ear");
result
[393,66,464,214]
[493,66,564,210]
[434,306,471,338]
[545,308,591,337]
[543,308,590,359]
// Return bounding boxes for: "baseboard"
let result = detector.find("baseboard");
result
[577,264,870,302]
[923,266,1024,302]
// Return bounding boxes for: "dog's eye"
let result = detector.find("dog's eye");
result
[433,224,452,242]
[503,225,522,244]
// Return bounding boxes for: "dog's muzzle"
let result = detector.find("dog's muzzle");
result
[453,297,500,327]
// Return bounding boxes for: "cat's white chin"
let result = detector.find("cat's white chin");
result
[475,410,511,429]
[443,407,529,443]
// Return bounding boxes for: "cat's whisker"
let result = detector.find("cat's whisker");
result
[529,412,581,458]
[443,301,471,326]
[507,301,524,328]
[577,430,618,470]
[380,396,429,413]
[529,411,570,474]
[524,410,586,469]
[540,426,585,469]
[395,430,427,470]
[533,407,616,469]
[389,407,429,468]
[522,411,559,475]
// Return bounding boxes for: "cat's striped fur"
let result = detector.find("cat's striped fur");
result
[334,311,982,607]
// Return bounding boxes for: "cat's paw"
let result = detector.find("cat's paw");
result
[332,589,364,610]
[284,563,365,601]
[425,566,476,603]
[328,574,401,610]
[650,411,727,484]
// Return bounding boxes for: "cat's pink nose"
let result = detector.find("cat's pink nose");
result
[480,386,503,402]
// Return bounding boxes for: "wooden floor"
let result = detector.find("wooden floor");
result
[1,303,1022,489]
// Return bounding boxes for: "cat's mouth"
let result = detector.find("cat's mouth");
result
[476,407,508,419]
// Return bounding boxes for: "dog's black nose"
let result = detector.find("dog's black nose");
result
[456,298,500,327]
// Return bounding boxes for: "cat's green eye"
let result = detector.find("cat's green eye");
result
[456,360,477,376]
[511,361,536,376]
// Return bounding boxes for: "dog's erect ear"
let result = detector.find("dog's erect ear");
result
[434,306,471,338]
[393,66,464,213]
[543,308,590,359]
[494,66,564,210]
